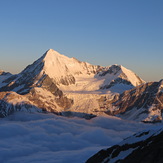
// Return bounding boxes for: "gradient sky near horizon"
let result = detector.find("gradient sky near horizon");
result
[0,0,162,82]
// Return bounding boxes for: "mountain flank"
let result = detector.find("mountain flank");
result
[0,49,162,122]
[86,126,163,163]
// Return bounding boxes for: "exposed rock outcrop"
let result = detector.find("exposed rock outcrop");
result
[102,80,163,123]
[2,49,160,122]
[86,127,163,163]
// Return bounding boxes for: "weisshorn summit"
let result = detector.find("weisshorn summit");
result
[0,49,162,122]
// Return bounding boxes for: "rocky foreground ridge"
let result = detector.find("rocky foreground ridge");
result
[86,126,163,163]
[0,49,162,122]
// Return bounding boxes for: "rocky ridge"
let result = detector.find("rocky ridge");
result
[1,49,162,122]
[102,80,163,123]
[86,126,163,163]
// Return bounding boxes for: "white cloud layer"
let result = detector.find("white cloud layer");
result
[0,112,152,163]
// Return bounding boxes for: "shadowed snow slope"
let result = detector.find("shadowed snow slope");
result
[86,125,163,163]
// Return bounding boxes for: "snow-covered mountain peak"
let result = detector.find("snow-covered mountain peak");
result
[39,49,101,79]
[43,49,65,61]
[0,49,145,95]
[42,49,73,79]
[1,49,157,122]
[120,65,145,86]
[98,64,145,92]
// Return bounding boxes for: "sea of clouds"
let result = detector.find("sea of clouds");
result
[0,112,153,163]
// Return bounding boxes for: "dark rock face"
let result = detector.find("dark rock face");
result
[0,75,18,92]
[0,61,44,93]
[101,80,163,123]
[114,82,161,113]
[0,100,41,118]
[60,111,96,120]
[0,56,74,117]
[98,65,144,91]
[98,65,121,77]
[55,96,73,109]
[0,71,12,76]
[0,92,42,118]
[86,128,163,163]
[97,94,119,114]
[0,88,73,118]
[58,75,75,86]
[37,75,63,97]
[120,132,163,163]
[100,78,133,89]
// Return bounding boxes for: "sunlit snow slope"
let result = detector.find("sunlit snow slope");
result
[36,49,145,93]
[0,49,148,120]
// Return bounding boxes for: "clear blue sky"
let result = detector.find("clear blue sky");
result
[0,0,162,81]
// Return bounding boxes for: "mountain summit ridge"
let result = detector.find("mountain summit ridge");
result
[2,49,144,93]
[0,49,153,121]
